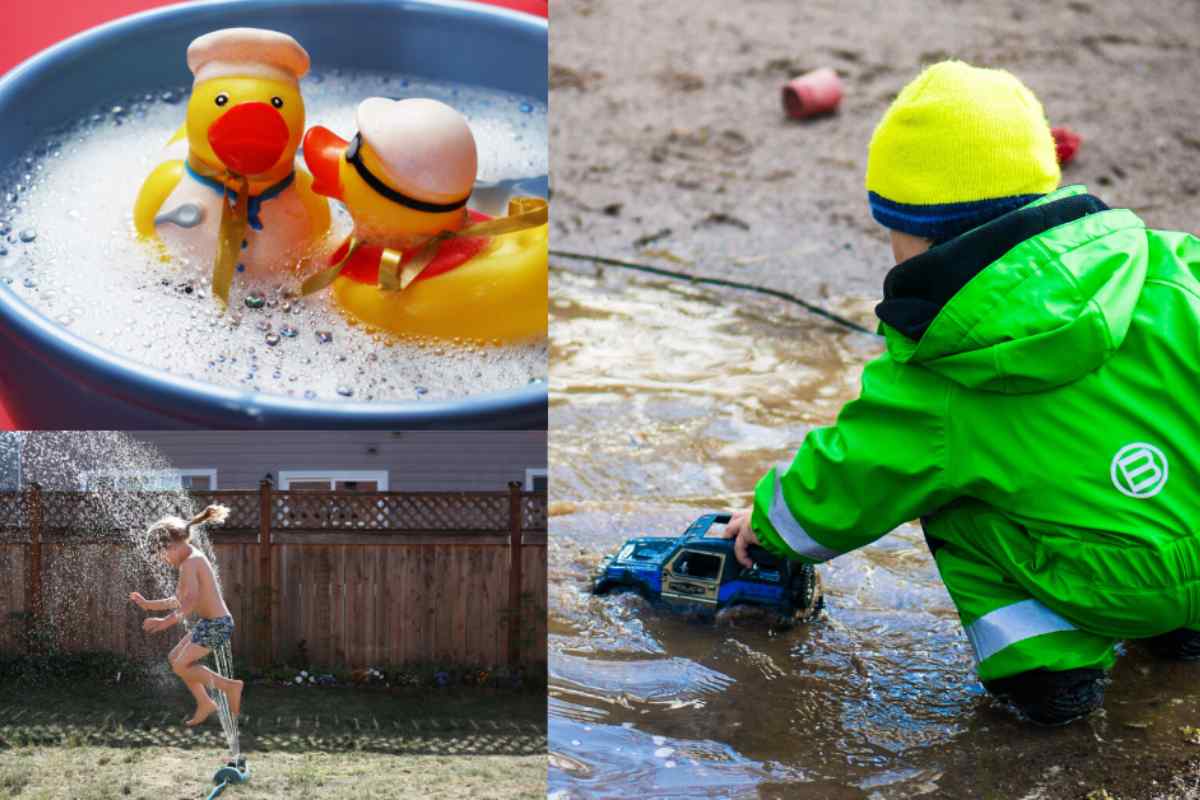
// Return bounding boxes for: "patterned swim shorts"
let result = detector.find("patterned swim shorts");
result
[190,615,235,649]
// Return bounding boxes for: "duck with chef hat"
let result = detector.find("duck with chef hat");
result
[134,28,330,304]
[300,97,548,344]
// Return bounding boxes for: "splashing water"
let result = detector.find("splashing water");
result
[212,642,239,759]
[0,430,240,758]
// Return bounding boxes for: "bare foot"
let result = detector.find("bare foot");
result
[185,696,219,727]
[224,679,244,718]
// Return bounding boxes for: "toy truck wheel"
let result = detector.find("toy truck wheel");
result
[788,564,821,619]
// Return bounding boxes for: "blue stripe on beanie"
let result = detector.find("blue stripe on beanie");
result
[868,192,1043,242]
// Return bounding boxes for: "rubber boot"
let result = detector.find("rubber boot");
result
[983,667,1106,726]
[1144,628,1200,661]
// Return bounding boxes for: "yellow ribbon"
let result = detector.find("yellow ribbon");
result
[300,196,549,297]
[212,176,250,306]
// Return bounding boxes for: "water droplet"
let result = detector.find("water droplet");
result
[19,228,36,243]
[22,277,35,288]
[161,90,180,104]
[280,324,298,338]
[303,390,317,400]
[110,105,127,117]
[315,330,333,344]
[256,321,271,333]
[415,386,428,396]
[519,101,533,113]
[0,221,9,236]
[244,291,266,309]
[336,385,354,397]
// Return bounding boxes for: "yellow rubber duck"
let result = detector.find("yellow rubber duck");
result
[301,97,547,344]
[133,28,330,299]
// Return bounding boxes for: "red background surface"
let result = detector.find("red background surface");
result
[0,0,547,429]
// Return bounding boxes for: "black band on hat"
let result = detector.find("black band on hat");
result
[345,133,470,213]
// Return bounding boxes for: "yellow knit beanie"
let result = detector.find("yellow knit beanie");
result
[865,60,1060,241]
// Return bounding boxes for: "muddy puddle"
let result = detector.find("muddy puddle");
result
[548,264,1200,799]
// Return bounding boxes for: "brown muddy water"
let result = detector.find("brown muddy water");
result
[548,265,1200,800]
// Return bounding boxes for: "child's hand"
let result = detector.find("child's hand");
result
[719,508,762,569]
[129,592,148,610]
[142,616,173,634]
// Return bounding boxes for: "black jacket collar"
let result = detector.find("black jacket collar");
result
[876,193,1111,341]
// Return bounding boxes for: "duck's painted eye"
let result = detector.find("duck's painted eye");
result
[214,93,229,107]
[271,96,284,109]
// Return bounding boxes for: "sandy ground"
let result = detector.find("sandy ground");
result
[550,0,1200,310]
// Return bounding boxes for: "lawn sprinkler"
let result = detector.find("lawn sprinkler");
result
[205,756,249,799]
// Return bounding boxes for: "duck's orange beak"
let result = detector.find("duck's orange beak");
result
[303,126,347,200]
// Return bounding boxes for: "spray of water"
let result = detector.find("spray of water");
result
[1,431,240,757]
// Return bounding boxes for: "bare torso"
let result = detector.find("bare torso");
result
[178,547,230,620]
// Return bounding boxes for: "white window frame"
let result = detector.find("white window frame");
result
[277,470,390,491]
[525,468,548,492]
[78,468,218,491]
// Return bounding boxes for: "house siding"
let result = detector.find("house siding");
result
[131,431,547,491]
[0,431,546,492]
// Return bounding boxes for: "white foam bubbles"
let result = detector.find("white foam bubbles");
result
[0,72,548,403]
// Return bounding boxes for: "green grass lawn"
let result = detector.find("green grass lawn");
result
[0,682,546,800]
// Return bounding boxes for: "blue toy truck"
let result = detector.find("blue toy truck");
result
[591,513,820,621]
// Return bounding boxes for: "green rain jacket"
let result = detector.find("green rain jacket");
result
[751,185,1200,638]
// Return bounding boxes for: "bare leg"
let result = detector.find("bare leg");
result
[172,643,243,723]
[165,633,211,720]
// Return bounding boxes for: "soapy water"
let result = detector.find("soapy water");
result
[0,72,547,403]
[548,266,1200,798]
[1,431,239,757]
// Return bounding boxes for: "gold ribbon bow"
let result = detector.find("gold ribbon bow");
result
[212,175,250,306]
[300,196,549,297]
[185,157,251,307]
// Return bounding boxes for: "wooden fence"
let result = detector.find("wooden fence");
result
[0,482,547,670]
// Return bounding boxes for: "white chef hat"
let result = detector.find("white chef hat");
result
[356,97,478,204]
[187,28,310,86]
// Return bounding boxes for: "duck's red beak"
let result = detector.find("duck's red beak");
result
[208,102,290,176]
[302,126,347,200]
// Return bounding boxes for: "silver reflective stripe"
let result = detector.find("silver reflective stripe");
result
[965,599,1078,663]
[768,473,840,562]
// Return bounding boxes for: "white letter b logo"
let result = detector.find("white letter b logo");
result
[1110,443,1168,499]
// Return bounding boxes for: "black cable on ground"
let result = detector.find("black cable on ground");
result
[549,249,878,336]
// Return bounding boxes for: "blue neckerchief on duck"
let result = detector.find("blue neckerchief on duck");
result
[185,162,295,231]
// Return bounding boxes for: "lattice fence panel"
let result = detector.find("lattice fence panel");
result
[0,491,28,543]
[272,492,510,532]
[521,493,547,532]
[189,492,260,531]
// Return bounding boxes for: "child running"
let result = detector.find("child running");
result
[130,504,244,727]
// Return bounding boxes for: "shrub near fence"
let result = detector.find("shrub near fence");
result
[0,482,547,671]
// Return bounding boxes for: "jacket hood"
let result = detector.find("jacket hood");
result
[877,185,1149,393]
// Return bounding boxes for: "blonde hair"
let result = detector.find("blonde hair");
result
[148,504,230,551]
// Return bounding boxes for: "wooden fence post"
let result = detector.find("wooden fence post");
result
[26,483,42,654]
[258,480,273,669]
[507,481,523,667]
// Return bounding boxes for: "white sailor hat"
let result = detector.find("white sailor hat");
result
[355,97,477,205]
[187,28,310,86]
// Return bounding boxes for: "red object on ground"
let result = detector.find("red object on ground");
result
[0,0,546,429]
[1052,126,1082,166]
[782,67,843,119]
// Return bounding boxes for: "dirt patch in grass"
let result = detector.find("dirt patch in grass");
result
[0,746,546,800]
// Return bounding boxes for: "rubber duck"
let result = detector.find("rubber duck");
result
[301,97,547,343]
[133,28,330,302]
